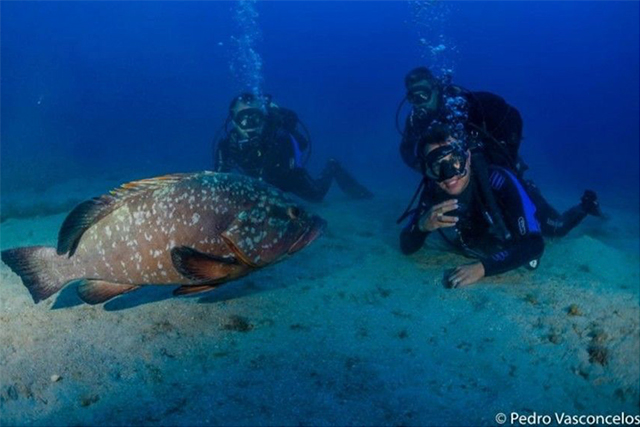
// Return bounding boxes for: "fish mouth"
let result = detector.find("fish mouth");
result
[288,216,327,255]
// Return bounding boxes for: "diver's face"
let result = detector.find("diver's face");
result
[232,102,266,139]
[426,138,471,196]
[407,80,440,114]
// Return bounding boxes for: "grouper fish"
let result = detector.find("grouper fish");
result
[1,172,326,305]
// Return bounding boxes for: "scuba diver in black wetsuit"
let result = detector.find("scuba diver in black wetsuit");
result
[399,123,545,288]
[397,67,604,238]
[213,93,373,202]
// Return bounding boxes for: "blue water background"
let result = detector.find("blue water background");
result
[1,3,639,425]
[2,1,638,206]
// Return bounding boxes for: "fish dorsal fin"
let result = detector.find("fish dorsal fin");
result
[170,246,242,283]
[57,173,193,257]
[109,173,192,199]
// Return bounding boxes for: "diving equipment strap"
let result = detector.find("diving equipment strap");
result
[471,152,512,241]
[396,177,426,224]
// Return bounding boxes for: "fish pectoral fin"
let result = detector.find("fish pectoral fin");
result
[76,280,139,305]
[220,234,259,268]
[170,246,240,282]
[173,284,221,296]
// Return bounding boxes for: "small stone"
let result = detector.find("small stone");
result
[6,385,18,401]
[222,315,253,332]
[573,365,590,379]
[567,304,582,316]
[80,394,100,407]
[50,375,61,383]
[590,330,608,344]
[548,332,562,344]
[588,345,609,366]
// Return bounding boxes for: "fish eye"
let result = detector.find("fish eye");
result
[287,206,300,220]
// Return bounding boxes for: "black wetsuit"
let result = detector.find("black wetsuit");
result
[400,166,544,276]
[400,88,524,173]
[400,87,588,238]
[214,108,370,202]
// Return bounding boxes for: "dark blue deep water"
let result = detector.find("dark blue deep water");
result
[2,1,638,201]
[1,2,639,426]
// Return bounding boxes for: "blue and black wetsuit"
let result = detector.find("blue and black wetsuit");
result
[400,166,544,277]
[400,88,591,238]
[214,108,372,202]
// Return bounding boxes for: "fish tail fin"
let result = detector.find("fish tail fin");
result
[1,246,77,303]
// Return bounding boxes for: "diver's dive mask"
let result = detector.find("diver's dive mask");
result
[233,108,266,132]
[422,143,469,183]
[407,88,434,105]
[407,86,438,124]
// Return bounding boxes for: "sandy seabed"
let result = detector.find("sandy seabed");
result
[0,177,638,426]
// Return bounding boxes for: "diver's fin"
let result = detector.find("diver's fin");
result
[1,246,77,303]
[170,246,240,282]
[334,167,374,200]
[581,189,606,218]
[173,284,221,296]
[76,279,139,305]
[57,173,193,257]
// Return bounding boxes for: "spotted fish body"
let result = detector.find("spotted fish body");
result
[1,172,325,305]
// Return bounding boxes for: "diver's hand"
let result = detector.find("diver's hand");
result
[419,199,459,232]
[447,262,485,288]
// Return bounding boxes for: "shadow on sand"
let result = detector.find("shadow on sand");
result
[50,275,290,311]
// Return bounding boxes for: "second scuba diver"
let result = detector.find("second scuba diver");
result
[398,67,604,238]
[214,93,373,202]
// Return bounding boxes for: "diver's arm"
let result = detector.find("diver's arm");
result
[281,108,310,152]
[480,167,545,276]
[399,117,422,172]
[480,234,544,276]
[284,129,307,170]
[400,210,429,254]
[400,197,460,254]
[399,135,419,171]
[267,130,300,175]
[213,138,229,172]
[290,129,309,155]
